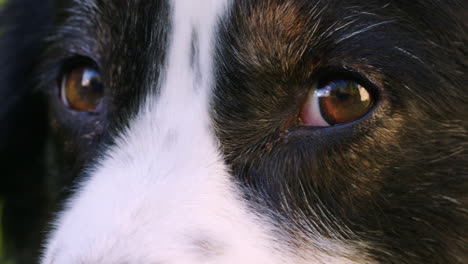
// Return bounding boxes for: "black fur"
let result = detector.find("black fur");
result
[0,1,53,263]
[0,0,467,263]
[214,1,468,263]
[1,0,172,262]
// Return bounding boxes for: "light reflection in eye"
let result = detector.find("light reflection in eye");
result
[60,66,104,112]
[300,80,374,126]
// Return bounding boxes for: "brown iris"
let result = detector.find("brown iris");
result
[60,66,104,111]
[301,80,374,126]
[319,80,372,125]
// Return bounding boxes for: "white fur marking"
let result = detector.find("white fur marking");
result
[42,1,368,263]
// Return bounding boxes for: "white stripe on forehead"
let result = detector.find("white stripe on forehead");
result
[41,0,283,262]
[164,0,227,96]
[41,0,367,263]
[146,0,229,133]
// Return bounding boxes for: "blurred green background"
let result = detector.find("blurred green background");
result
[1,0,14,263]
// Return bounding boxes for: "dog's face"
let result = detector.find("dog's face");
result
[1,0,467,263]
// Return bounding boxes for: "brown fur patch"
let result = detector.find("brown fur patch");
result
[229,0,320,80]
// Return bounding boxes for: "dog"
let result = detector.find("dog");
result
[0,0,467,263]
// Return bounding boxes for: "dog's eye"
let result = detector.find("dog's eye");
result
[300,80,374,126]
[60,66,104,112]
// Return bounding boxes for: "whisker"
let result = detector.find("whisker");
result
[336,20,397,43]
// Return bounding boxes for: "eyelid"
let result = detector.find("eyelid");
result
[310,67,382,101]
[55,56,100,90]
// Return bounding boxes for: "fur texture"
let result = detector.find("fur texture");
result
[0,0,467,263]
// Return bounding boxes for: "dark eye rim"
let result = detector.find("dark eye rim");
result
[297,66,383,128]
[313,67,382,101]
[56,56,105,113]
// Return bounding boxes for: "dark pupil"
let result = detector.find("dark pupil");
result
[318,81,372,125]
[79,69,103,105]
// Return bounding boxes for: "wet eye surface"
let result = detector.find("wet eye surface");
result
[300,79,375,127]
[60,65,104,112]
